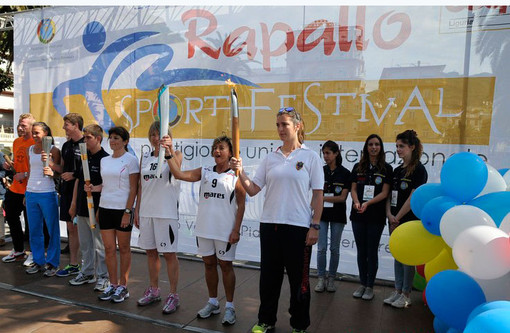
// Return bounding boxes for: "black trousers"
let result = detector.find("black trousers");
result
[4,190,49,252]
[351,220,385,288]
[258,223,311,330]
[5,190,28,252]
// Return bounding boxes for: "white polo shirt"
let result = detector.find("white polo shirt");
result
[252,144,324,228]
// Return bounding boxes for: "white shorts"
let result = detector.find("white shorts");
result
[196,236,237,262]
[138,217,179,253]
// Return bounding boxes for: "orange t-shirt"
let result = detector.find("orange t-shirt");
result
[9,136,35,194]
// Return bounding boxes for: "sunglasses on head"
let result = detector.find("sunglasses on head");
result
[278,107,301,120]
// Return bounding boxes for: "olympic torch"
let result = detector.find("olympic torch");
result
[227,79,240,175]
[79,143,97,229]
[155,84,170,178]
[42,136,52,177]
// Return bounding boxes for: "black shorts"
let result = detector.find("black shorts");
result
[98,207,133,232]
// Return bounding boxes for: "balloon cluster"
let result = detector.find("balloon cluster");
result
[388,152,510,332]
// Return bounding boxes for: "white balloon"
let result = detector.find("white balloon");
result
[499,213,510,234]
[504,170,510,191]
[440,205,497,247]
[476,270,510,301]
[453,225,510,280]
[476,165,507,198]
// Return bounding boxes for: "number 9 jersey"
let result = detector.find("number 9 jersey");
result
[194,165,238,242]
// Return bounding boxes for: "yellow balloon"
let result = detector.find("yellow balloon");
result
[389,220,445,265]
[425,247,458,281]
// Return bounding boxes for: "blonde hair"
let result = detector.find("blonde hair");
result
[19,113,35,123]
[277,108,305,143]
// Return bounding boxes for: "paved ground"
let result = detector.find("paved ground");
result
[0,242,434,333]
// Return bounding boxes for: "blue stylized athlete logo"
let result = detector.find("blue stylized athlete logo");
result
[52,21,257,133]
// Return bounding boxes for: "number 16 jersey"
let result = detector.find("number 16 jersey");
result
[194,165,238,242]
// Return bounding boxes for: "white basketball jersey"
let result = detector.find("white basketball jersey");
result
[194,166,238,242]
[139,154,180,219]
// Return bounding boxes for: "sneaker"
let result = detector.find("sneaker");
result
[314,277,325,293]
[23,253,34,267]
[98,285,116,301]
[111,285,130,303]
[137,286,161,306]
[69,273,96,286]
[326,276,336,292]
[43,264,58,277]
[352,285,366,298]
[362,287,374,300]
[222,307,236,325]
[197,302,220,318]
[384,291,401,305]
[56,264,80,277]
[252,323,275,333]
[162,293,180,314]
[2,249,26,263]
[26,263,43,274]
[94,277,110,292]
[392,293,412,308]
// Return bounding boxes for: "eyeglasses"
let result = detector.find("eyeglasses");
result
[278,107,301,120]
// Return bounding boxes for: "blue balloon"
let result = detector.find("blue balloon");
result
[426,270,486,331]
[410,183,444,220]
[465,308,510,333]
[421,196,458,235]
[468,191,510,226]
[440,152,488,203]
[498,168,509,176]
[433,317,450,333]
[467,301,510,323]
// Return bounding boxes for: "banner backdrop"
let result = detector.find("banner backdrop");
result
[14,6,510,280]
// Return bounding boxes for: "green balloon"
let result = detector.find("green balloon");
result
[413,271,427,291]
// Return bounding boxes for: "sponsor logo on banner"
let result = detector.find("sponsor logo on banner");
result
[37,18,56,44]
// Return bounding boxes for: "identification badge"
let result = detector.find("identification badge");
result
[391,190,398,207]
[324,193,334,208]
[363,185,375,201]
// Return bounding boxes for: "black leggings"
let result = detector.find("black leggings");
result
[351,220,385,288]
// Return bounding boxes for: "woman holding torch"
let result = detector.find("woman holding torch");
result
[166,135,246,326]
[134,121,183,314]
[25,122,61,276]
[230,107,324,333]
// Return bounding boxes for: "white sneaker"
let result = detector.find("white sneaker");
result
[314,277,325,292]
[362,287,374,300]
[23,253,34,267]
[391,294,412,308]
[326,276,336,292]
[94,277,110,292]
[384,291,401,305]
[2,249,26,263]
[352,286,366,298]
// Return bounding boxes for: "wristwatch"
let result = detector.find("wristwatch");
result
[310,223,320,230]
[164,154,173,160]
[124,208,132,215]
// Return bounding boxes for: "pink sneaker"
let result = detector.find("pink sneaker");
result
[137,286,161,306]
[162,293,180,314]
